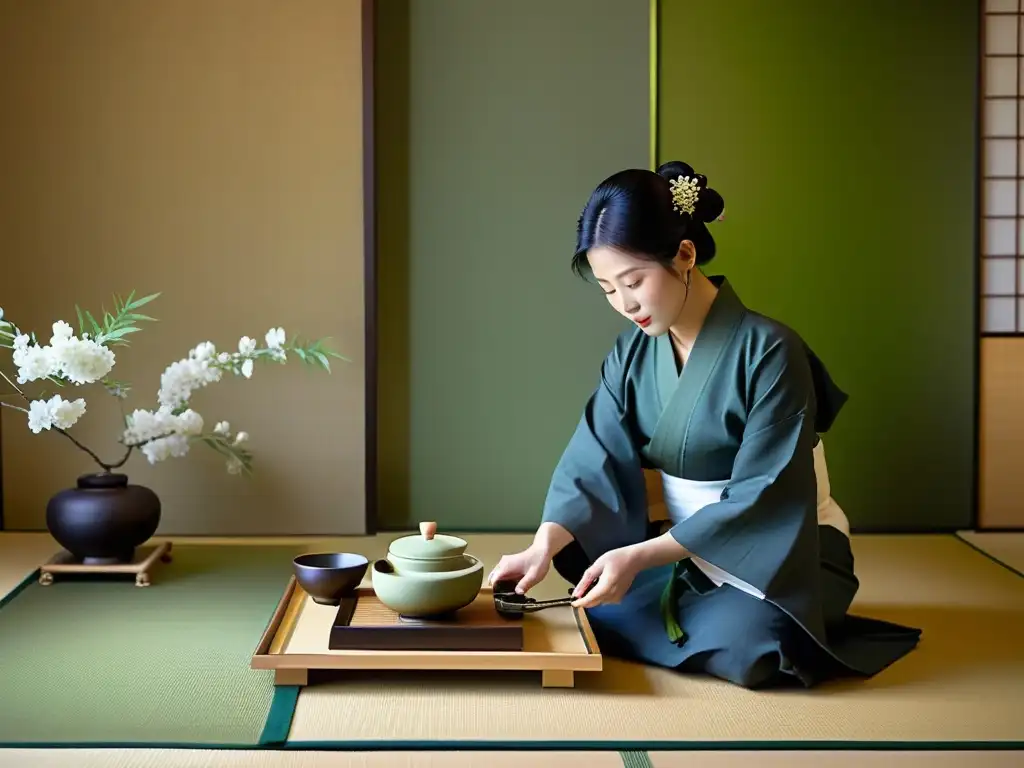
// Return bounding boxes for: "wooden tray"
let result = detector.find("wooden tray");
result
[251,576,602,688]
[330,589,524,652]
[39,541,173,587]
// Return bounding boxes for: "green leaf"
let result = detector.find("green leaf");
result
[83,310,102,337]
[102,378,132,398]
[126,292,160,310]
[313,351,330,371]
[102,327,142,341]
[201,436,230,456]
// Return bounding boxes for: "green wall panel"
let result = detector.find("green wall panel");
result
[376,0,651,530]
[657,0,979,530]
[375,0,412,531]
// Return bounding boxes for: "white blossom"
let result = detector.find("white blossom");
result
[176,408,204,436]
[122,406,205,445]
[50,321,74,344]
[50,335,115,384]
[265,327,286,361]
[12,342,57,383]
[121,407,205,464]
[3,300,332,478]
[193,341,217,361]
[157,346,225,409]
[27,400,53,433]
[11,324,114,386]
[51,396,87,429]
[25,394,86,433]
[140,434,190,464]
[122,406,180,444]
[265,327,285,348]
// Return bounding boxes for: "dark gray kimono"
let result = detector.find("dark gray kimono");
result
[541,275,921,688]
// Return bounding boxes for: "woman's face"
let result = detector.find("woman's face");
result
[587,244,693,336]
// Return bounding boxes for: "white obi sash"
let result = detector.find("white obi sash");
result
[658,438,849,602]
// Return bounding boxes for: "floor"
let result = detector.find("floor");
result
[0,530,1020,768]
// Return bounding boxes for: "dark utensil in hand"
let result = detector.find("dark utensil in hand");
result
[491,579,590,619]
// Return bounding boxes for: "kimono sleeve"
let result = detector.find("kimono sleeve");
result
[667,333,825,603]
[540,341,650,561]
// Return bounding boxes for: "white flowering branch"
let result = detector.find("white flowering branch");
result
[0,368,121,470]
[0,293,345,476]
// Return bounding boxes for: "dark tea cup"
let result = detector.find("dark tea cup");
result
[292,552,369,605]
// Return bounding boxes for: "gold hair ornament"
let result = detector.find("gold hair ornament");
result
[669,175,700,216]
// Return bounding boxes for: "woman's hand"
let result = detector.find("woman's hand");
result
[570,545,643,608]
[571,533,692,608]
[488,522,574,595]
[488,544,552,595]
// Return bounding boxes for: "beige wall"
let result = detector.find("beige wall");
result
[979,338,1024,529]
[0,0,367,535]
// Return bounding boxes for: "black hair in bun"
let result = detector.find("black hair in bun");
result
[572,161,725,277]
[655,161,725,224]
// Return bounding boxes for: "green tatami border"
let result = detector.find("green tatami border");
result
[0,566,39,611]
[622,749,654,768]
[0,740,1021,752]
[258,685,301,745]
[280,740,1024,752]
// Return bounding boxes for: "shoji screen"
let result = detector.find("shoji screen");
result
[980,2,1024,530]
[984,1,1024,334]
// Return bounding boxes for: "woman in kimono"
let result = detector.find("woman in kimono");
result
[489,161,922,690]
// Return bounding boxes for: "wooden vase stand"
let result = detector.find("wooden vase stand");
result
[39,541,173,587]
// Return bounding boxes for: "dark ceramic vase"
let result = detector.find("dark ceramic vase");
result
[45,473,161,565]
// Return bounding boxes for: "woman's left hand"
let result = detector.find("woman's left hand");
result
[570,545,643,608]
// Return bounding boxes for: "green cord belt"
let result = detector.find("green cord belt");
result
[659,559,687,645]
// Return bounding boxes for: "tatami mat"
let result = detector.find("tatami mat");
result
[285,534,1024,747]
[957,531,1024,575]
[0,531,1021,766]
[0,532,63,600]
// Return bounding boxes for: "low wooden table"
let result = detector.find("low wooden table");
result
[251,576,603,688]
[39,541,173,587]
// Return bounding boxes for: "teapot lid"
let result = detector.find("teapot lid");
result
[388,522,468,560]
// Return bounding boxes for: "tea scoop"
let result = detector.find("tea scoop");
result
[491,579,591,618]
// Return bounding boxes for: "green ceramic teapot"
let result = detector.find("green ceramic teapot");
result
[371,521,484,618]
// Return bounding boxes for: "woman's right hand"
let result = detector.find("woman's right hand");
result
[488,544,552,595]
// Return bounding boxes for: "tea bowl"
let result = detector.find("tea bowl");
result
[292,552,369,605]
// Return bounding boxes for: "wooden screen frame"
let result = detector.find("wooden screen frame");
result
[362,0,378,534]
